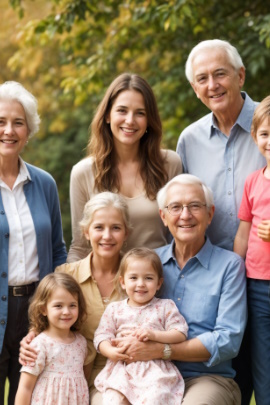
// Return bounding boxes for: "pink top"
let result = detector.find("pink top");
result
[238,168,270,279]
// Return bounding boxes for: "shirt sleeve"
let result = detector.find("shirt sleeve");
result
[49,179,67,269]
[20,336,46,376]
[68,162,93,263]
[238,177,253,222]
[93,304,117,351]
[197,257,247,367]
[164,299,189,337]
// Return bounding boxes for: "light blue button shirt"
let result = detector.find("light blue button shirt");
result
[156,238,247,378]
[176,92,266,250]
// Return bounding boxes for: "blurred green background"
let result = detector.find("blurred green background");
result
[1,0,269,249]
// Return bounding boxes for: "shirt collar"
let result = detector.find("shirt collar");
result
[18,157,32,182]
[75,252,93,283]
[209,91,253,138]
[161,237,213,270]
[0,157,31,188]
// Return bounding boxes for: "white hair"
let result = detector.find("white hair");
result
[80,191,132,234]
[157,174,214,210]
[0,81,40,137]
[185,39,245,83]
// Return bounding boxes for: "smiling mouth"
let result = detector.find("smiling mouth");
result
[121,127,137,133]
[210,93,225,99]
[179,225,195,228]
[1,140,17,144]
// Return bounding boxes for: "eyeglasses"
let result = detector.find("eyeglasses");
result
[165,202,207,216]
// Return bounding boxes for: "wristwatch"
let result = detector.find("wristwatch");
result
[162,344,172,360]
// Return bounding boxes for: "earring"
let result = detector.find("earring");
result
[25,140,29,144]
[145,129,148,134]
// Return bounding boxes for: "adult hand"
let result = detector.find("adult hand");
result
[19,331,37,366]
[111,336,163,363]
[257,220,270,242]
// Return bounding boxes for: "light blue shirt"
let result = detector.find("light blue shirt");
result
[156,238,247,379]
[176,92,266,250]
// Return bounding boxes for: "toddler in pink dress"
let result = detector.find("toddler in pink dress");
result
[15,273,89,405]
[94,248,188,405]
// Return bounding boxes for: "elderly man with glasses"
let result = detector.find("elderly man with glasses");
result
[117,174,246,405]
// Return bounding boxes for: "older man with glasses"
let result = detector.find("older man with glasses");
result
[117,174,247,405]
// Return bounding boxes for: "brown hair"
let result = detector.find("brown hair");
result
[87,73,168,200]
[28,273,87,334]
[251,95,270,141]
[117,247,164,281]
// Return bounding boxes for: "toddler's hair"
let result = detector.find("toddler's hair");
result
[28,272,87,334]
[117,247,164,282]
[251,95,270,140]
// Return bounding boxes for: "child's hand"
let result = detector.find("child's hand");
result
[109,346,132,362]
[133,328,155,342]
[257,220,270,242]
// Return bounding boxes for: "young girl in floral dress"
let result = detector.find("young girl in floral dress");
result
[15,273,89,405]
[94,247,188,405]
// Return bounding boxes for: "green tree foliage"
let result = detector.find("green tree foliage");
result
[3,0,270,247]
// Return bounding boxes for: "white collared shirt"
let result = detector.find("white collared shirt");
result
[0,158,39,285]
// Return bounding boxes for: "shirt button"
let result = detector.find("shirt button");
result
[1,272,7,278]
[228,191,232,195]
[228,168,231,171]
[0,320,5,325]
[0,210,4,215]
[4,233,9,238]
[177,298,181,301]
[180,275,184,278]
[1,296,6,301]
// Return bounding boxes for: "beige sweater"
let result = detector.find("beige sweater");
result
[67,149,182,263]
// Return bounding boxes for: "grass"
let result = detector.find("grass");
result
[5,379,256,404]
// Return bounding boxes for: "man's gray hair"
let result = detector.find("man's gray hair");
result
[185,39,245,83]
[157,174,214,210]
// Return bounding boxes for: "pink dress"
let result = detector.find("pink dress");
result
[94,297,188,405]
[21,332,89,405]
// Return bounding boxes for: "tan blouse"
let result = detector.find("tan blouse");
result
[68,149,182,263]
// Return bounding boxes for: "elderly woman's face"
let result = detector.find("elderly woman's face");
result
[0,100,29,160]
[84,206,128,259]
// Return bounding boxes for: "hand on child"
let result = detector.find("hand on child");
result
[19,331,37,366]
[109,345,132,362]
[257,220,270,242]
[133,328,155,342]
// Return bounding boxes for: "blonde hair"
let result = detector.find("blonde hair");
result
[251,95,270,141]
[79,192,132,234]
[28,273,87,334]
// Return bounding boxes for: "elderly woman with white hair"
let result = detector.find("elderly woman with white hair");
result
[0,81,67,404]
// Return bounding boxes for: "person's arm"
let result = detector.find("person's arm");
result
[67,162,92,263]
[15,372,38,405]
[112,336,210,363]
[49,179,67,268]
[135,328,186,343]
[99,340,132,362]
[19,331,37,366]
[257,220,270,242]
[233,220,251,258]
